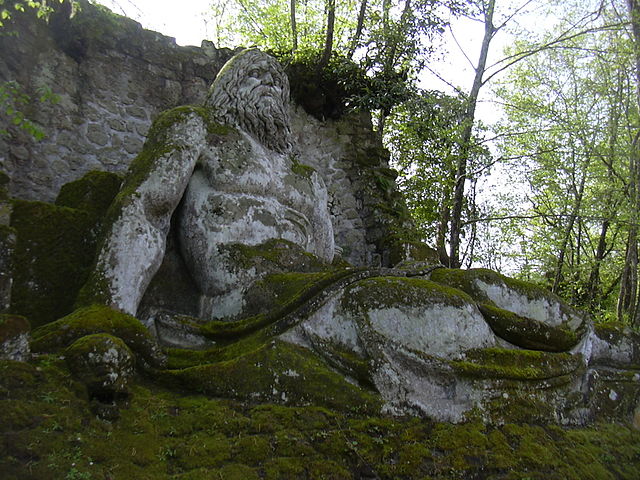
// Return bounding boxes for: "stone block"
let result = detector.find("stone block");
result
[86,124,109,146]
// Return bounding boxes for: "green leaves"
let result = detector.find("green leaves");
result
[0,81,59,141]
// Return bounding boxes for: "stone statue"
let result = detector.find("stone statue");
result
[79,48,334,320]
[70,48,639,425]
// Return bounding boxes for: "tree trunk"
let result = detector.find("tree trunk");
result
[448,0,495,268]
[437,202,451,265]
[348,0,367,58]
[290,0,298,52]
[552,152,590,294]
[621,0,640,324]
[319,0,336,70]
[586,219,610,308]
[618,226,638,321]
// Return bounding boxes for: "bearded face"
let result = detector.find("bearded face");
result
[206,50,293,154]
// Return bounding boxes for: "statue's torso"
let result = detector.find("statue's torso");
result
[177,129,334,318]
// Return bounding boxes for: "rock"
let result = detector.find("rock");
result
[31,304,166,368]
[65,333,134,399]
[0,314,30,361]
[590,322,640,369]
[430,268,587,346]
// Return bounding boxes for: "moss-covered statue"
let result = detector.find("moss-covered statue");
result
[78,48,334,320]
[18,48,638,425]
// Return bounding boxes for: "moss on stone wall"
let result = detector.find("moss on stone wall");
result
[9,171,122,327]
[342,276,475,313]
[55,170,122,215]
[430,267,498,302]
[160,340,380,413]
[31,304,165,368]
[9,200,96,327]
[452,347,582,380]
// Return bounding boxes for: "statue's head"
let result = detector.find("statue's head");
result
[206,49,292,153]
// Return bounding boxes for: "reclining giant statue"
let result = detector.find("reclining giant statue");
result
[79,48,334,320]
[64,48,640,425]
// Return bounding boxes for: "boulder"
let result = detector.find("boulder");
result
[65,333,134,398]
[0,314,30,361]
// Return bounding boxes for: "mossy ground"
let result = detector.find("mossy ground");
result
[2,355,640,480]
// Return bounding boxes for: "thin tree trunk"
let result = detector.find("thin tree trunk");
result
[621,0,640,324]
[618,226,638,320]
[348,0,367,58]
[290,0,298,52]
[448,0,495,268]
[552,153,590,293]
[319,0,336,70]
[586,219,610,308]
[437,202,451,265]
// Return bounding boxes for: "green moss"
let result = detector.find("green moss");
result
[451,347,582,380]
[594,321,634,344]
[342,276,475,313]
[2,353,639,479]
[159,340,380,414]
[480,391,561,425]
[430,267,497,302]
[196,268,355,344]
[65,333,134,402]
[479,303,579,351]
[55,170,122,215]
[31,304,164,368]
[290,157,316,179]
[243,270,342,316]
[10,200,98,327]
[224,238,329,273]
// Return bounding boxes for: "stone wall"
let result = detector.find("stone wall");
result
[0,0,414,267]
[0,0,235,201]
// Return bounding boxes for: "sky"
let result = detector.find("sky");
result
[99,0,213,47]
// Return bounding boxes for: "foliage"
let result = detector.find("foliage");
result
[387,89,491,263]
[207,0,466,120]
[0,81,58,140]
[0,0,58,27]
[277,47,413,119]
[490,0,637,319]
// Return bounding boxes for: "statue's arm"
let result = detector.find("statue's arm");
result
[76,109,209,315]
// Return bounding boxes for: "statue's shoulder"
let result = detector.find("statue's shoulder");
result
[147,106,237,147]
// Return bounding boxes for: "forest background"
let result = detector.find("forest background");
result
[3,0,640,327]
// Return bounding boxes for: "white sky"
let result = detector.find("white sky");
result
[99,0,212,47]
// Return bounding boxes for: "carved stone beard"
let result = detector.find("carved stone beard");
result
[206,49,294,155]
[236,84,292,154]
